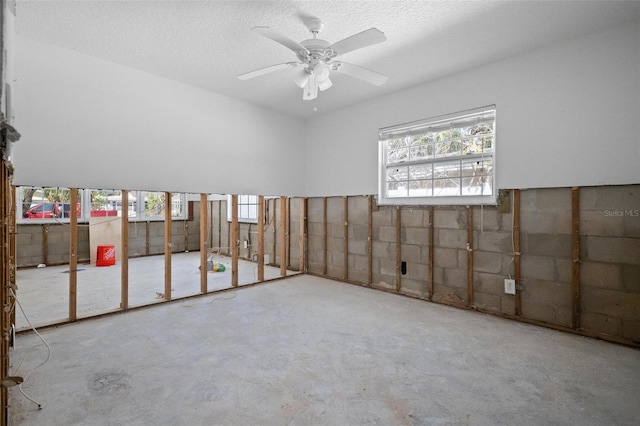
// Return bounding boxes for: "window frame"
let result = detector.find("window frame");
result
[16,187,188,224]
[378,106,497,206]
[227,194,259,224]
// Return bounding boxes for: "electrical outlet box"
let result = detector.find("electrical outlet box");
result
[504,279,516,295]
[243,240,248,249]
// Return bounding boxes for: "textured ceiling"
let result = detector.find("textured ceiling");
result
[15,0,640,118]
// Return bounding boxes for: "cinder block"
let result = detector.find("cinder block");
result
[501,297,515,315]
[401,209,425,227]
[348,196,369,225]
[380,258,396,277]
[17,233,33,246]
[404,261,428,281]
[405,227,428,245]
[326,198,344,222]
[521,211,557,234]
[522,279,571,308]
[434,209,463,229]
[581,312,622,336]
[351,254,369,272]
[327,223,343,239]
[307,234,323,251]
[437,229,467,248]
[580,185,640,212]
[581,287,640,318]
[401,244,421,263]
[349,270,368,285]
[434,248,458,268]
[625,215,640,238]
[472,207,500,231]
[520,188,570,213]
[350,224,369,241]
[306,198,323,220]
[372,241,392,259]
[329,251,344,268]
[581,210,625,237]
[522,301,557,324]
[401,278,426,297]
[526,234,571,258]
[327,236,343,253]
[622,319,640,342]
[581,262,622,290]
[377,225,396,243]
[474,251,503,274]
[474,292,501,311]
[622,264,640,293]
[443,268,467,289]
[349,240,368,256]
[372,207,393,227]
[477,231,512,253]
[474,272,502,295]
[521,255,555,281]
[555,258,573,284]
[586,236,640,265]
[326,265,343,280]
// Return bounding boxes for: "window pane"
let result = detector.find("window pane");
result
[145,192,165,217]
[409,145,429,161]
[462,176,493,196]
[408,164,432,180]
[248,204,257,219]
[433,178,460,196]
[433,161,461,179]
[240,204,249,218]
[387,181,407,198]
[171,194,183,217]
[409,180,432,197]
[388,147,409,164]
[387,166,408,182]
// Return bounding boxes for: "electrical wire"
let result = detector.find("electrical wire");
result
[10,288,51,410]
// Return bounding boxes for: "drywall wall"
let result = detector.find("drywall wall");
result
[304,20,640,197]
[13,36,306,196]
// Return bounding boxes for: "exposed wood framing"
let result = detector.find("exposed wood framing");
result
[513,189,522,316]
[184,221,189,252]
[322,197,327,275]
[286,197,291,268]
[395,207,401,292]
[258,196,265,281]
[209,201,213,251]
[69,188,78,320]
[42,224,48,265]
[571,187,581,329]
[121,190,129,310]
[200,194,208,293]
[280,196,287,276]
[1,160,11,424]
[367,195,373,286]
[428,207,434,301]
[9,187,16,328]
[164,192,172,301]
[343,196,349,281]
[272,199,277,265]
[145,221,150,256]
[467,206,474,307]
[231,195,239,287]
[299,198,306,273]
[217,200,222,250]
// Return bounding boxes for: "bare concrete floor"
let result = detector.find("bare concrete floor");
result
[15,252,297,330]
[10,275,640,425]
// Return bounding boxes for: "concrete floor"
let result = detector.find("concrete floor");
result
[14,252,297,330]
[9,275,640,425]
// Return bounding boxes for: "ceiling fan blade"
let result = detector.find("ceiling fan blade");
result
[318,77,332,91]
[253,26,309,55]
[332,61,388,86]
[329,28,386,56]
[303,73,318,100]
[238,62,299,80]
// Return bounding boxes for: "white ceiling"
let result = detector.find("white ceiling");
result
[15,0,640,119]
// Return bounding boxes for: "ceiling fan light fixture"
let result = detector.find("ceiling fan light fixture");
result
[318,77,332,91]
[294,70,310,88]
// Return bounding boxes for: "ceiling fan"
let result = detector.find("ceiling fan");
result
[238,18,388,100]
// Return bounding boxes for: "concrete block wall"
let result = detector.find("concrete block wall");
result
[17,201,202,267]
[307,184,640,346]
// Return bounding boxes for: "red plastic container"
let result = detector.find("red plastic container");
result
[96,245,116,266]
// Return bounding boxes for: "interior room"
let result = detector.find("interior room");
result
[1,1,639,425]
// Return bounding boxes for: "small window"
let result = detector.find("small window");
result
[378,106,496,205]
[227,194,258,223]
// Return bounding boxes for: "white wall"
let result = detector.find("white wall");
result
[304,20,640,197]
[13,36,306,196]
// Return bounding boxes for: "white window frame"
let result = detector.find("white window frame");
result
[16,187,187,224]
[227,194,258,224]
[378,105,496,206]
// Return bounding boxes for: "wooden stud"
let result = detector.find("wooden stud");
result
[299,198,306,273]
[231,194,239,287]
[514,189,522,316]
[200,194,208,293]
[272,199,277,265]
[322,197,327,275]
[209,201,213,252]
[571,187,581,329]
[217,200,222,250]
[258,196,265,281]
[395,207,401,293]
[286,197,291,268]
[42,224,48,265]
[428,206,434,301]
[467,206,474,307]
[343,196,349,281]
[121,190,129,310]
[69,188,78,320]
[367,195,373,286]
[280,196,287,276]
[164,192,172,301]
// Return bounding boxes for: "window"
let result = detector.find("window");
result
[227,194,258,223]
[17,187,187,223]
[378,106,496,205]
